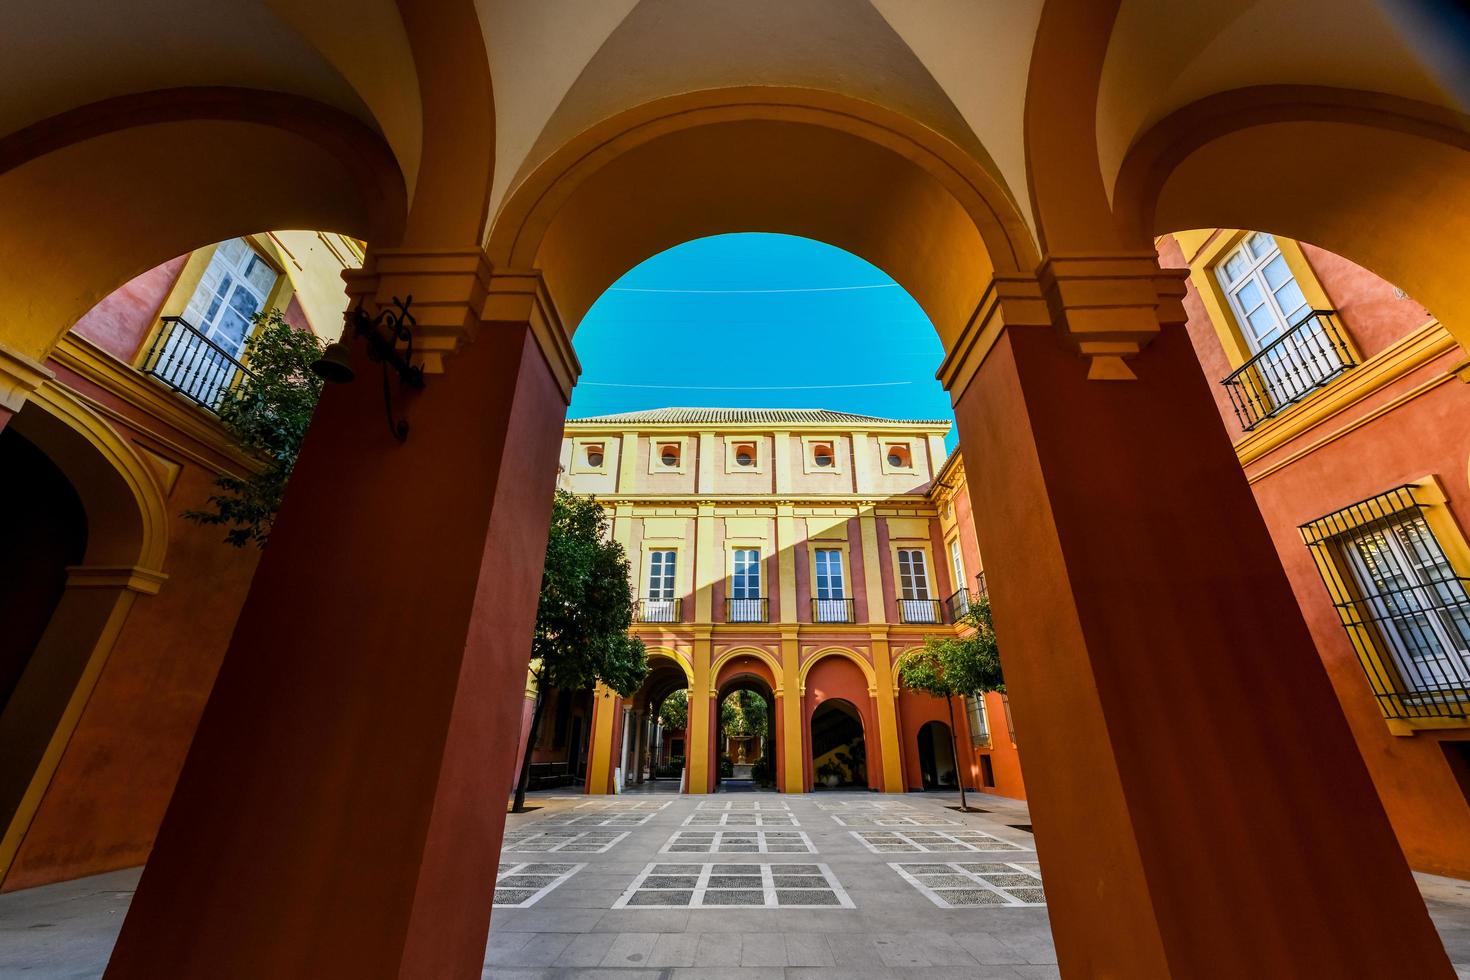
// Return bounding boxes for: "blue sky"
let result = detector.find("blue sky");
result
[567,234,956,448]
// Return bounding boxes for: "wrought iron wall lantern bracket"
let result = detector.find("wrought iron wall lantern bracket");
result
[311,294,425,441]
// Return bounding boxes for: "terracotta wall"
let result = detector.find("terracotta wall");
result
[1161,231,1470,877]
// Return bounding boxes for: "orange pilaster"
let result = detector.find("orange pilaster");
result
[956,320,1454,977]
[102,312,567,978]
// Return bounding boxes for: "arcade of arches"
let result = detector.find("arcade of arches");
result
[3,1,1470,977]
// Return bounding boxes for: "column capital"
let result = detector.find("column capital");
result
[65,564,168,595]
[1037,253,1189,381]
[343,248,493,376]
[482,268,581,401]
[0,340,55,413]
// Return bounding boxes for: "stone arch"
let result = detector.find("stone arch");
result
[0,88,406,365]
[799,646,877,696]
[643,646,695,687]
[711,646,783,696]
[486,87,1040,356]
[1113,86,1470,353]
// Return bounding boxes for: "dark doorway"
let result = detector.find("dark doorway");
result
[0,428,87,715]
[810,699,865,788]
[918,720,958,789]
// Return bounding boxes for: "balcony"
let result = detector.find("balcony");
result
[141,316,256,414]
[898,598,943,625]
[1221,309,1354,431]
[635,598,681,623]
[725,597,768,623]
[812,597,854,624]
[946,588,971,621]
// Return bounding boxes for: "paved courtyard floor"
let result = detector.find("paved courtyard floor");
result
[3,789,1469,978]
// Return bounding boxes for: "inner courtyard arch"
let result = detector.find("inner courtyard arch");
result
[3,3,1464,978]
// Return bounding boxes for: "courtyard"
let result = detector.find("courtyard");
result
[4,790,1469,979]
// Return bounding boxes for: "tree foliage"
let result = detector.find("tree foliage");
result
[531,490,649,696]
[515,490,649,810]
[719,689,768,738]
[898,595,1004,699]
[184,309,325,547]
[659,689,689,730]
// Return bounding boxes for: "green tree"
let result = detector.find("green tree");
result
[513,490,649,811]
[897,594,1003,811]
[659,688,688,731]
[184,309,325,547]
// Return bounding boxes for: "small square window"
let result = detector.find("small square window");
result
[811,442,835,468]
[584,443,605,468]
[885,444,913,469]
[732,442,757,467]
[658,443,681,467]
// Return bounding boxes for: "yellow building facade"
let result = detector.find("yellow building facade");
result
[518,408,1024,800]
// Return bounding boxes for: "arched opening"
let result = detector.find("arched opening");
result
[809,699,865,790]
[715,677,776,792]
[0,428,87,716]
[917,720,958,791]
[623,654,691,792]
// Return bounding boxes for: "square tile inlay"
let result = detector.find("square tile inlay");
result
[696,799,790,811]
[849,829,1028,853]
[503,829,631,854]
[682,812,799,828]
[535,811,655,827]
[829,813,962,828]
[813,800,914,811]
[889,861,1045,908]
[660,830,816,854]
[613,862,854,908]
[493,862,586,908]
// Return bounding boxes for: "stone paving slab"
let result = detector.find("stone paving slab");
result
[3,790,1469,978]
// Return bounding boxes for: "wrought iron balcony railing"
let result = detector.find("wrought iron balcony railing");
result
[974,571,988,600]
[1221,309,1354,431]
[140,316,256,414]
[635,597,681,623]
[899,598,943,625]
[725,597,768,623]
[946,588,971,621]
[812,597,854,623]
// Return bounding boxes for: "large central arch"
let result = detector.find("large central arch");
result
[487,88,1040,353]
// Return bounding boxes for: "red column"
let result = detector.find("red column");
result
[955,320,1454,977]
[103,312,566,978]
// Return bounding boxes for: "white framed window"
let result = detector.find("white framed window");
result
[965,695,990,747]
[728,548,764,622]
[948,539,970,616]
[1340,514,1470,694]
[152,238,279,407]
[814,548,849,622]
[182,238,279,356]
[643,550,678,622]
[1217,233,1309,353]
[897,548,937,623]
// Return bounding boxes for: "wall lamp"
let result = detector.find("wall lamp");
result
[311,294,425,441]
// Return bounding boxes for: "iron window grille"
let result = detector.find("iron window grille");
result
[140,316,257,413]
[1221,309,1355,431]
[898,599,943,625]
[974,571,988,600]
[946,588,971,621]
[635,598,682,624]
[725,597,769,623]
[812,598,854,623]
[1300,485,1470,720]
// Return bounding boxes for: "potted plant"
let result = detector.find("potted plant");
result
[817,760,844,787]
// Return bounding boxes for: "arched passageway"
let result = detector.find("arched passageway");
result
[810,699,866,790]
[604,653,689,794]
[917,720,958,791]
[22,5,1461,978]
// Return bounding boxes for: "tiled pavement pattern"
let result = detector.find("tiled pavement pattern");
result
[850,828,1031,853]
[534,811,656,827]
[683,811,801,827]
[828,812,963,827]
[504,829,631,853]
[613,862,855,909]
[493,862,586,908]
[891,861,1046,908]
[662,830,816,854]
[4,789,1470,979]
[697,799,791,810]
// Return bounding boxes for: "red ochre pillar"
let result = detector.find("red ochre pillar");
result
[103,255,574,980]
[955,306,1454,977]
